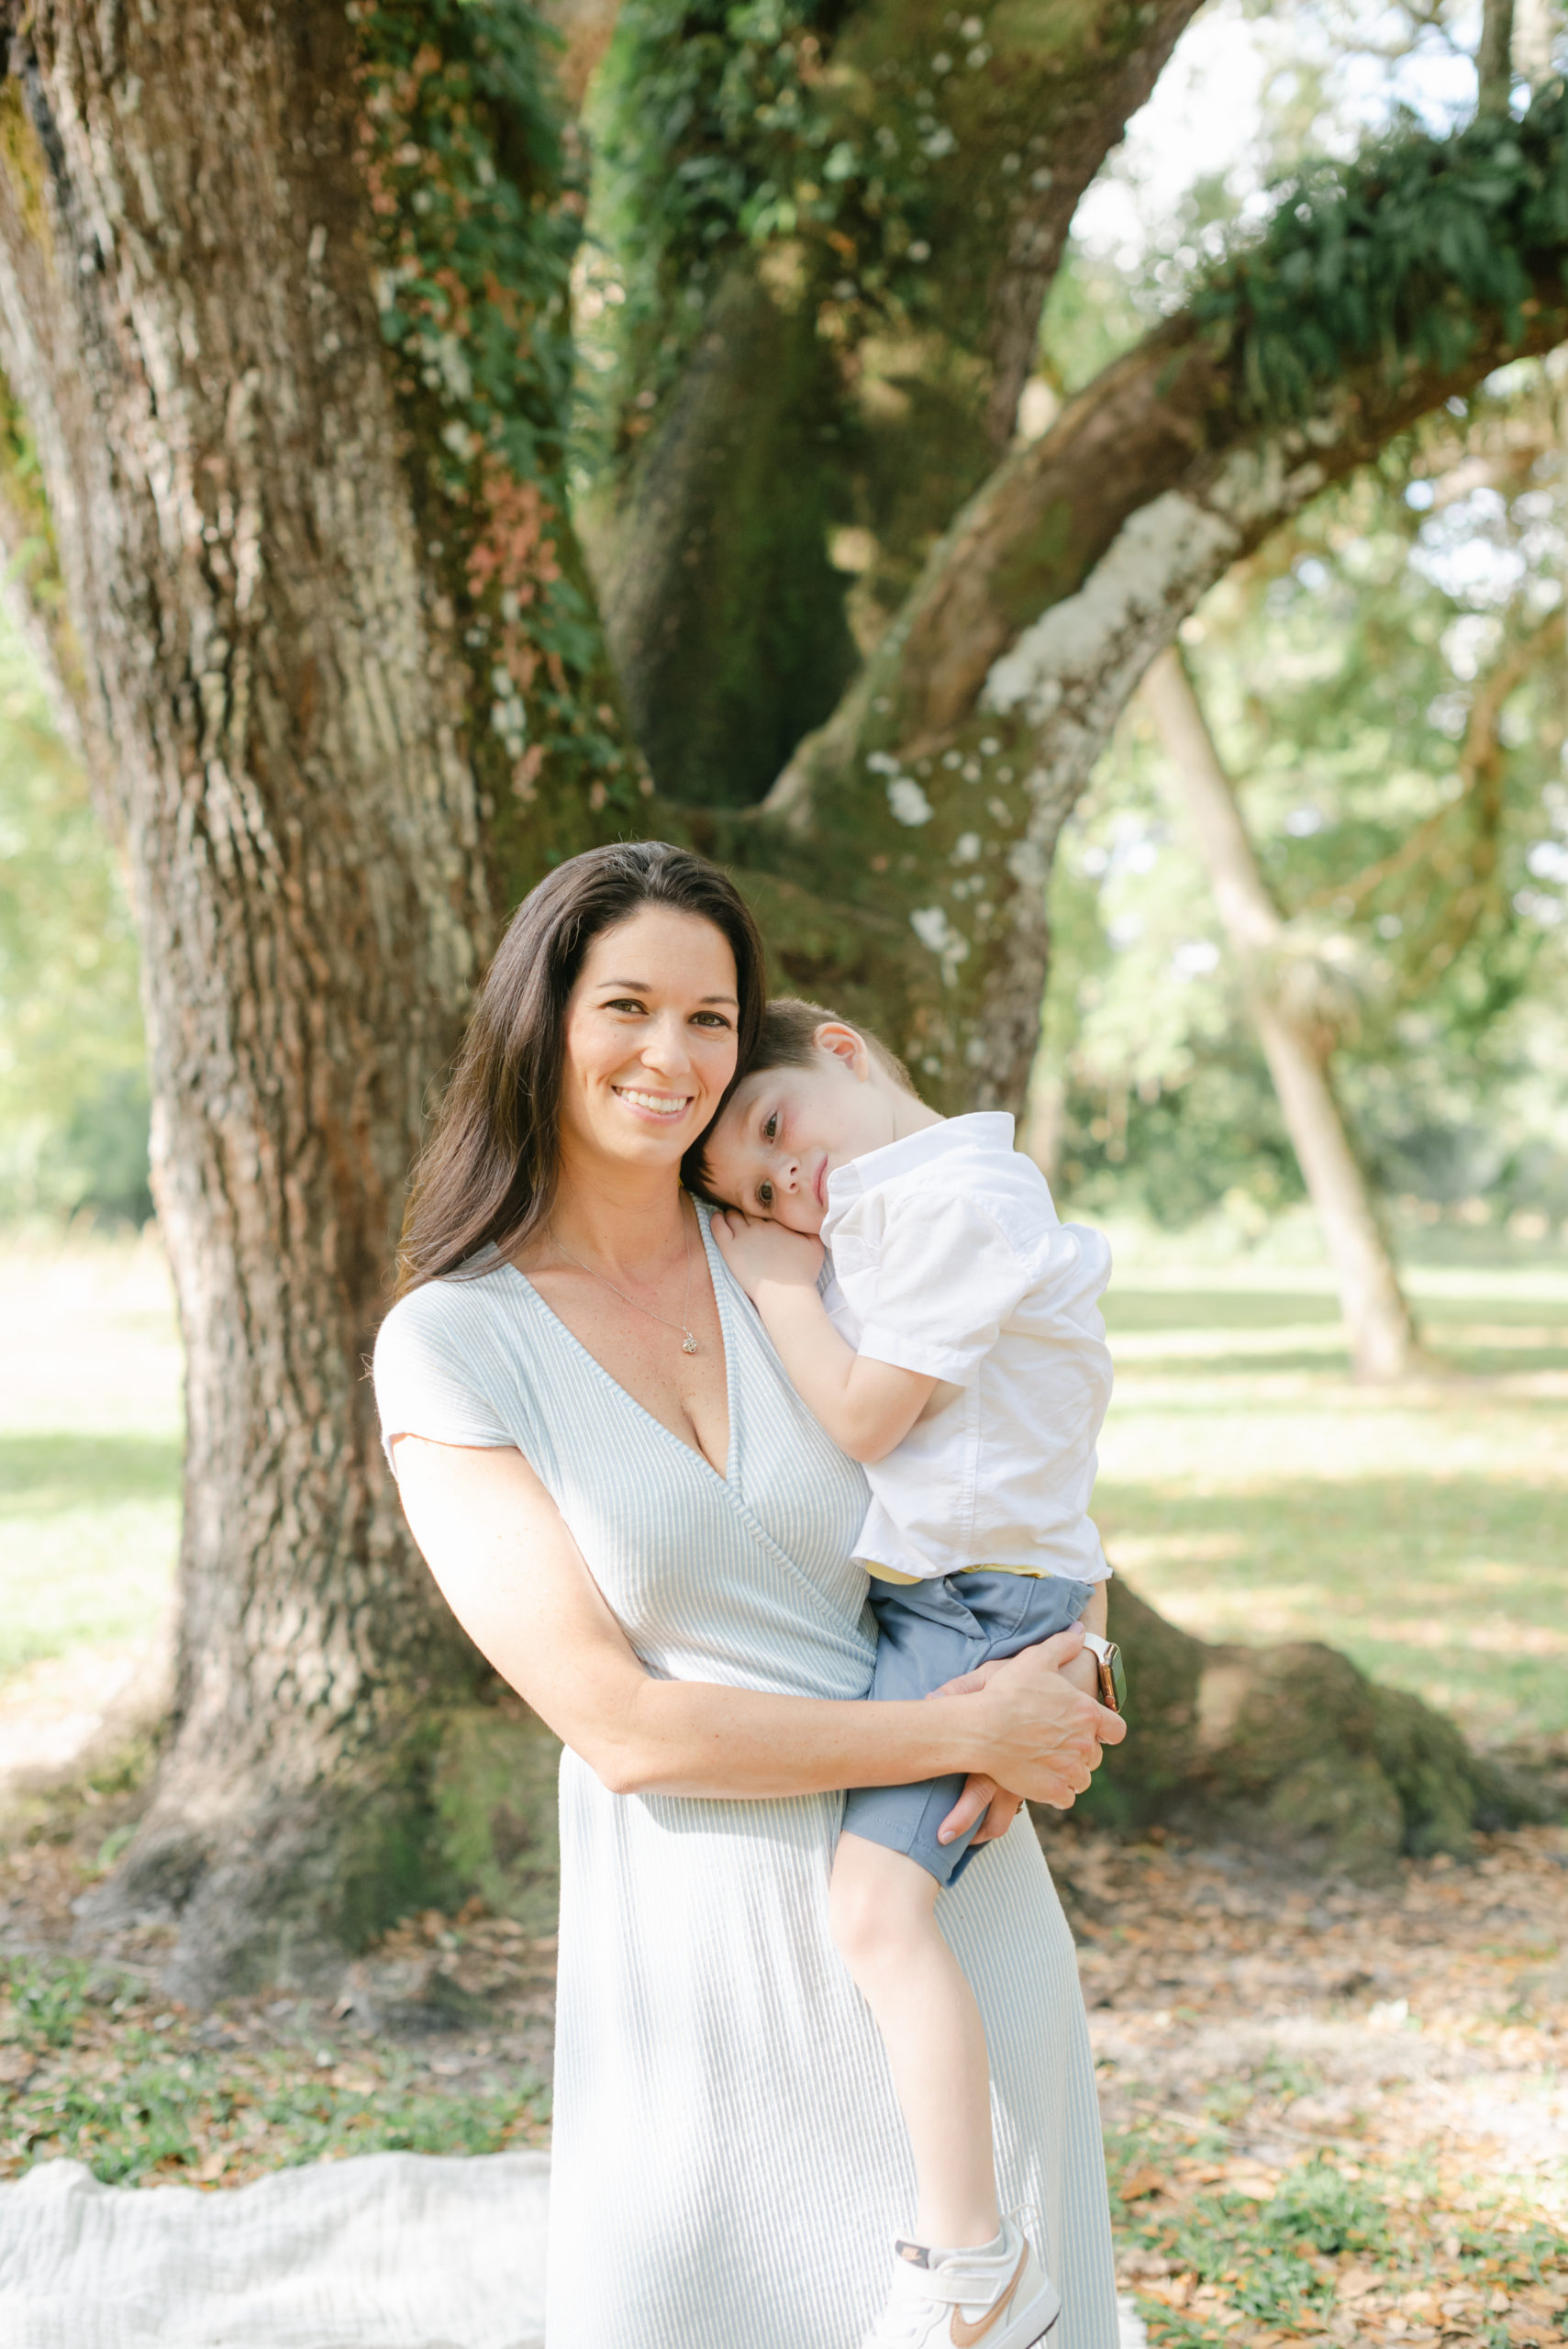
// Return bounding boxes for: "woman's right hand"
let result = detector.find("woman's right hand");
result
[958,1626,1126,1808]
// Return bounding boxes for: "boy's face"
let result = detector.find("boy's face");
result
[704,1040,891,1234]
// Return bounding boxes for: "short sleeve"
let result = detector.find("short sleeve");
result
[373,1285,517,1474]
[856,1193,1034,1383]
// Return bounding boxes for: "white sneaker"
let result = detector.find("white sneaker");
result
[862,2217,1062,2349]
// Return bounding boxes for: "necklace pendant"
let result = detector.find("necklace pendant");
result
[682,1332,698,1355]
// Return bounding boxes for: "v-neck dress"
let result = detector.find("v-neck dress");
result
[373,1206,1118,2349]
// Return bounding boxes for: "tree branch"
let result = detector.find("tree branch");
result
[537,0,622,110]
[1302,605,1563,985]
[588,0,1203,807]
[736,92,1568,1109]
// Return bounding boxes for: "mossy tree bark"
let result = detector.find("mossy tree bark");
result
[0,0,628,1999]
[584,0,1204,813]
[713,239,1568,1110]
[1066,1578,1533,1878]
[0,1,1562,1994]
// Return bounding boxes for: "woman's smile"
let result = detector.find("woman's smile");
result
[613,1084,695,1122]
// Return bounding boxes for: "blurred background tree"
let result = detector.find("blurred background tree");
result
[1027,13,1568,1254]
[1036,384,1568,1230]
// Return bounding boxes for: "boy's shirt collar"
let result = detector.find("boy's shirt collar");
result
[824,1110,1017,1215]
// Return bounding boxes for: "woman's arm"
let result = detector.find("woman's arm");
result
[392,1435,1124,1805]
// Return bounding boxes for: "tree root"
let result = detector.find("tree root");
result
[1081,1577,1554,1876]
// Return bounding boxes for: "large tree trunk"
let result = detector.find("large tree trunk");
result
[1139,647,1420,1383]
[0,1,603,1998]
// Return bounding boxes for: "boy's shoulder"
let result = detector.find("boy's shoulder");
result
[831,1112,1059,1241]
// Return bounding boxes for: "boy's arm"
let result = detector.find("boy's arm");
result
[711,1213,935,1464]
[1057,1580,1106,1698]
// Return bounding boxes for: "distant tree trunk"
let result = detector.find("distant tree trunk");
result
[1480,0,1519,110]
[1140,646,1419,1382]
[1514,0,1557,84]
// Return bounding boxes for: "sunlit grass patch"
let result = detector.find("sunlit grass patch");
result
[0,1433,179,1687]
[1097,1472,1568,1743]
[1098,1260,1568,1749]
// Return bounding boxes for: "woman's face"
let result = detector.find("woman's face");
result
[559,907,740,1178]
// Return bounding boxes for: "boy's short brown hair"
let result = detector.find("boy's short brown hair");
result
[748,996,917,1093]
[686,996,916,1201]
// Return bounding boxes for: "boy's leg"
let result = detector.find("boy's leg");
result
[828,1827,999,2249]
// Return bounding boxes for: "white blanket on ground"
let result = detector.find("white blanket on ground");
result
[0,2151,550,2349]
[0,2153,1147,2349]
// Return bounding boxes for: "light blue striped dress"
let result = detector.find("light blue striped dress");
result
[373,1206,1118,2349]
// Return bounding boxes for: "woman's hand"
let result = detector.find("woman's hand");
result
[924,1620,1121,1843]
[920,1664,1018,1846]
[953,1626,1124,1809]
[1053,1646,1102,1701]
[711,1208,824,1302]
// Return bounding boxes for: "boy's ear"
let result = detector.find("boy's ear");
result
[812,1021,872,1079]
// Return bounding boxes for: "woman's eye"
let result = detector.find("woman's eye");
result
[759,1182,773,1208]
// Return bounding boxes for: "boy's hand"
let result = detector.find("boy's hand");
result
[712,1208,824,1302]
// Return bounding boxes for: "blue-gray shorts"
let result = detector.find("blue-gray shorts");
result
[840,1569,1095,1887]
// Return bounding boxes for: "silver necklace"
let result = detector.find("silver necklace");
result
[549,1204,699,1354]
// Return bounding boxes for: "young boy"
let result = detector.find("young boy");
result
[703,998,1121,2349]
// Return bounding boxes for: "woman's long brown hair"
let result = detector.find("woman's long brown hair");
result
[397,841,766,1294]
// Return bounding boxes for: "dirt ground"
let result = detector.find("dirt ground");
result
[3,1794,1562,2344]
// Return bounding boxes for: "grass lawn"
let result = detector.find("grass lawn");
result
[1096,1249,1568,1750]
[0,1233,182,1697]
[0,1433,180,1683]
[0,1226,1564,1753]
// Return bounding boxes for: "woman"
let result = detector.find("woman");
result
[374,841,1125,2349]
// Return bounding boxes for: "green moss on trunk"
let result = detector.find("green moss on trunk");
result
[1074,1576,1549,1880]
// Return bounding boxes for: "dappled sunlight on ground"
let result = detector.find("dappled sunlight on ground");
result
[1047,1821,1568,2346]
[1098,1261,1568,1750]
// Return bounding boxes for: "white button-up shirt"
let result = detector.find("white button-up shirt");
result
[820,1113,1113,1584]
